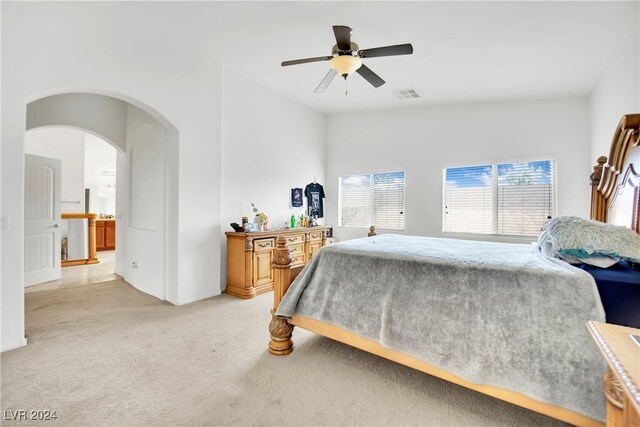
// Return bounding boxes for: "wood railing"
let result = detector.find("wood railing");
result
[61,213,99,266]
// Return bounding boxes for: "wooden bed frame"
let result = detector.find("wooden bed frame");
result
[268,114,640,427]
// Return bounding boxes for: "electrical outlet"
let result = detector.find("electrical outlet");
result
[131,261,138,269]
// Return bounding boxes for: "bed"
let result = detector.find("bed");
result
[267,114,640,427]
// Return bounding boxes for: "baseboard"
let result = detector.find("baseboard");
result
[173,290,221,306]
[1,337,27,352]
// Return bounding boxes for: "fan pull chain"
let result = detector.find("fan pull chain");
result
[345,77,348,96]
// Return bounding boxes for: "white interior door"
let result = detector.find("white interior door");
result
[24,154,61,286]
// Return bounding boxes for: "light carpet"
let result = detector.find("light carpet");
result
[1,280,567,426]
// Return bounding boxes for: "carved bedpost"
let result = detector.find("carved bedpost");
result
[590,156,608,222]
[368,225,377,237]
[269,236,294,355]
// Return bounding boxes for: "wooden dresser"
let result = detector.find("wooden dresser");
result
[225,226,331,299]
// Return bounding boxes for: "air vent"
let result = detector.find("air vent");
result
[391,89,420,100]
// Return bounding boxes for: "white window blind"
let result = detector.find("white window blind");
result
[339,174,371,227]
[373,172,405,230]
[443,165,493,234]
[339,171,405,230]
[443,160,555,236]
[497,161,555,236]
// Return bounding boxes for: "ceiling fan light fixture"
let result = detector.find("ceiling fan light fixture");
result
[329,55,362,78]
[280,25,413,92]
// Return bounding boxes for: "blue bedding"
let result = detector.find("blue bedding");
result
[580,261,640,328]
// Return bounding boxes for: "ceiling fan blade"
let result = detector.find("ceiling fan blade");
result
[358,43,413,58]
[314,69,337,93]
[281,56,332,67]
[333,25,352,50]
[356,64,385,88]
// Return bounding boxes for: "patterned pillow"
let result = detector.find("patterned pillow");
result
[538,216,640,267]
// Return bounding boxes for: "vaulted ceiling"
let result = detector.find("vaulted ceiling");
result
[216,2,639,112]
[9,1,639,114]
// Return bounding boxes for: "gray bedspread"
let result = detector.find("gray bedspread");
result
[277,234,607,421]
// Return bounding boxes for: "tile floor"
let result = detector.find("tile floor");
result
[25,250,119,293]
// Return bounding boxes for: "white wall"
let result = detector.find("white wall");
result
[84,133,117,216]
[220,69,326,290]
[24,127,86,214]
[326,97,591,243]
[590,46,640,161]
[1,2,222,350]
[27,94,128,152]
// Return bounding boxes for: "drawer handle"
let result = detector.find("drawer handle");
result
[311,234,320,239]
[288,237,298,242]
[258,243,271,248]
[290,247,299,253]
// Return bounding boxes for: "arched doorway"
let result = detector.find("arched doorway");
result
[24,92,179,302]
[24,127,120,289]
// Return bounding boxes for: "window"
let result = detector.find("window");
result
[339,171,405,230]
[443,160,555,236]
[443,165,494,234]
[339,174,371,228]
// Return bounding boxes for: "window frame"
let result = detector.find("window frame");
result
[442,157,557,238]
[338,170,406,230]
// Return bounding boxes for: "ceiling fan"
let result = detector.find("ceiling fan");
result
[281,25,413,93]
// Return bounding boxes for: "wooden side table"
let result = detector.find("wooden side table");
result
[587,321,640,426]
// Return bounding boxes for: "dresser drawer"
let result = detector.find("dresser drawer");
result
[285,234,305,246]
[308,231,323,242]
[291,253,305,267]
[253,238,274,252]
[288,243,304,256]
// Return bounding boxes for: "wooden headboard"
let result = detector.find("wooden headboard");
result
[590,114,640,232]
